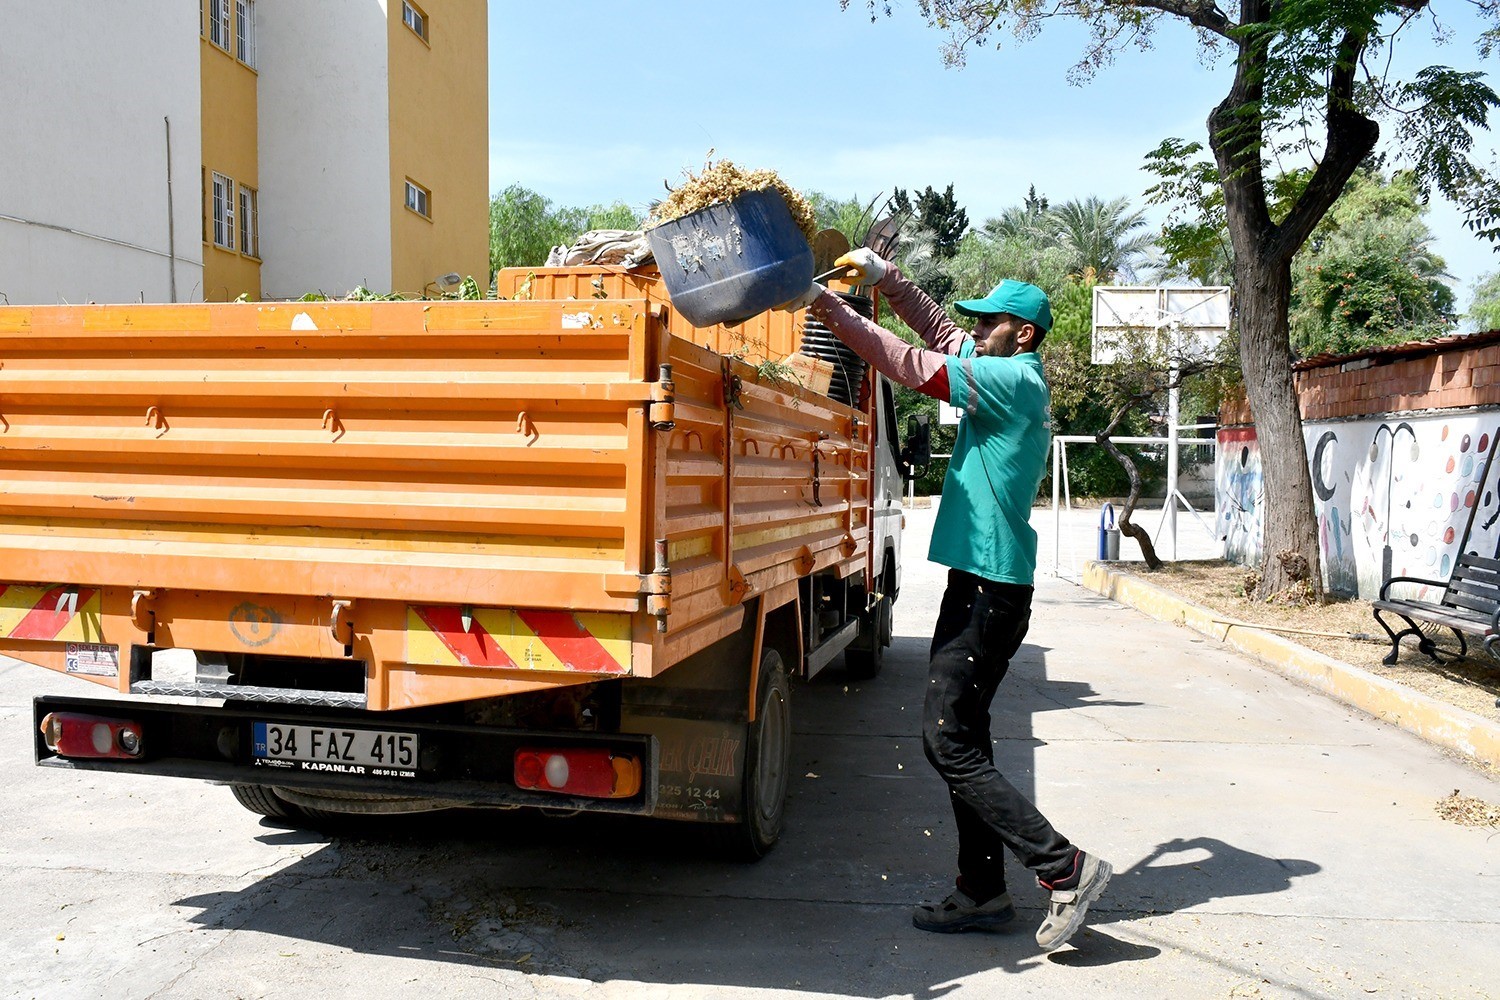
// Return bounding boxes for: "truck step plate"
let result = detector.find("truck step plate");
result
[251,722,418,778]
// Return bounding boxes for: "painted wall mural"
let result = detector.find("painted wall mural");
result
[1216,427,1264,568]
[1218,411,1500,600]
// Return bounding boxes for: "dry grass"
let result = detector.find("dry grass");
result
[1144,560,1500,721]
[650,158,817,244]
[1435,790,1500,828]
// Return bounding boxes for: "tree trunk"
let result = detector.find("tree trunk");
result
[1204,5,1376,601]
[1234,259,1323,598]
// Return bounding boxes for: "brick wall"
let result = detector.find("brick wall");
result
[1221,330,1500,424]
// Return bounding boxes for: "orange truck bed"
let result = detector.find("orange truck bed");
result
[0,291,871,710]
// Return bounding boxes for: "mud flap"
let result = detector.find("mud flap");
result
[618,603,757,824]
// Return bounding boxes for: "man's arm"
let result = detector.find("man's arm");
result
[807,290,951,401]
[874,264,970,357]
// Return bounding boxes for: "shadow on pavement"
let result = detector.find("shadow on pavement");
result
[166,635,1314,994]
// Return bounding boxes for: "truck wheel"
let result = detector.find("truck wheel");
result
[844,589,890,680]
[712,647,791,860]
[230,783,303,820]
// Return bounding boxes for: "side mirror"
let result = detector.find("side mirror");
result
[900,413,931,480]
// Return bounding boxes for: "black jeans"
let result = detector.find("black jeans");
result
[923,569,1075,898]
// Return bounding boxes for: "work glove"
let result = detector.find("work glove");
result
[776,282,825,312]
[833,247,889,287]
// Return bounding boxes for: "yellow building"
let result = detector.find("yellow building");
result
[198,0,489,301]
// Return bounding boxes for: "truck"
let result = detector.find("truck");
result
[4,264,910,858]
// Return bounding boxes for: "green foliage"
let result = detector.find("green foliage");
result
[1142,139,1233,285]
[490,185,561,272]
[890,185,970,302]
[963,188,1155,289]
[489,185,644,274]
[296,286,409,302]
[947,229,1074,300]
[1468,271,1500,332]
[290,276,490,302]
[807,191,885,247]
[1047,195,1154,282]
[982,185,1051,243]
[891,185,969,260]
[1288,168,1456,355]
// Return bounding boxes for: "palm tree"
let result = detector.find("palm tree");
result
[981,185,1051,245]
[1047,196,1155,283]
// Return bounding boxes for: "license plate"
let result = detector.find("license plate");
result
[251,722,419,777]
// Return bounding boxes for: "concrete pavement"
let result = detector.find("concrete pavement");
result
[0,500,1496,998]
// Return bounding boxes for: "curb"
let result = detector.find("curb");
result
[1081,561,1500,768]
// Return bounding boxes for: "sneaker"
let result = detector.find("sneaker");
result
[912,886,1016,933]
[1035,852,1113,951]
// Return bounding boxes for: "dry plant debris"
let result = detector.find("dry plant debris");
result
[651,156,817,244]
[1435,790,1500,827]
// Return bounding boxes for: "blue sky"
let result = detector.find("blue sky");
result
[488,2,1499,313]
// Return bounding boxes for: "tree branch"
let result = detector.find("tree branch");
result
[1113,0,1235,38]
[1209,2,1274,251]
[1271,28,1381,261]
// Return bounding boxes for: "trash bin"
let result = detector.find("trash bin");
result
[1097,503,1121,561]
[645,188,814,328]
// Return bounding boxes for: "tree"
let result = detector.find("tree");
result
[1467,270,1500,331]
[851,0,1500,599]
[890,184,970,301]
[892,185,970,259]
[983,185,1052,243]
[950,210,1074,296]
[1288,168,1455,354]
[1047,195,1155,281]
[489,185,642,274]
[808,191,886,248]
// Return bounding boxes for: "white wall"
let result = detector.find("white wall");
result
[0,1,203,305]
[256,0,393,298]
[1217,410,1500,601]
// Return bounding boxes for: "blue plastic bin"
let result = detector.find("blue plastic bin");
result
[646,187,814,328]
[1097,503,1121,560]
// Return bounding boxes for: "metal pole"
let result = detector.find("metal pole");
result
[1053,437,1062,577]
[1166,374,1180,560]
[164,116,177,303]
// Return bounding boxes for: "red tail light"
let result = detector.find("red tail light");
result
[513,748,641,799]
[39,713,145,761]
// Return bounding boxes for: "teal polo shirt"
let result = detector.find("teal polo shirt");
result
[931,342,1052,585]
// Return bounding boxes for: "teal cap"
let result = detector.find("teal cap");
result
[954,279,1054,332]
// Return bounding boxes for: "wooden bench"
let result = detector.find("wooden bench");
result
[1373,553,1500,665]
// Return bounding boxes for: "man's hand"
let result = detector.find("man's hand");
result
[834,248,889,287]
[776,282,825,312]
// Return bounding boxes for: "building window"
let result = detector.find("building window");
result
[239,185,259,259]
[209,0,231,51]
[402,1,428,42]
[235,0,256,67]
[405,179,431,219]
[212,172,236,251]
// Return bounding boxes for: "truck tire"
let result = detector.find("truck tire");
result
[230,783,303,820]
[711,647,791,860]
[844,586,890,680]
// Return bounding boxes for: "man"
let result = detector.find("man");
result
[783,248,1112,952]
